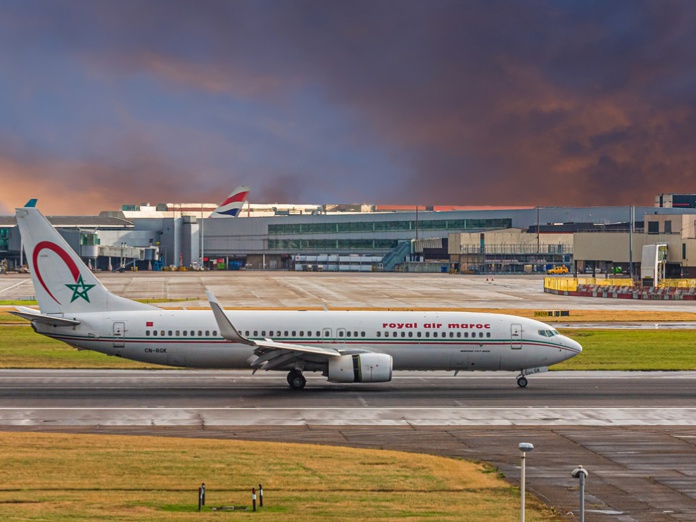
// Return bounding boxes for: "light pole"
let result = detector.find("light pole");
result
[571,465,589,522]
[519,442,534,522]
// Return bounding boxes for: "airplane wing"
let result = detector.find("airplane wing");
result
[10,306,81,327]
[206,291,341,371]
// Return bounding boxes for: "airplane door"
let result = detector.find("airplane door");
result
[511,323,522,349]
[322,328,333,342]
[113,322,125,348]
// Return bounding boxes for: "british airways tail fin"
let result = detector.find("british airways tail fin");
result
[211,185,251,218]
[15,206,156,315]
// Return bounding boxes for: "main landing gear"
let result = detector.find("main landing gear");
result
[516,374,528,388]
[287,370,307,390]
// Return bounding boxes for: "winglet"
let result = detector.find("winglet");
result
[205,290,255,345]
[24,199,37,208]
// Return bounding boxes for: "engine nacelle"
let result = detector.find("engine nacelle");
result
[328,353,393,383]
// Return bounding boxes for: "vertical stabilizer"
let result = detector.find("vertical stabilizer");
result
[211,185,251,217]
[15,206,155,314]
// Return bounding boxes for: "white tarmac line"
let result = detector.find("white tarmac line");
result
[1,407,695,426]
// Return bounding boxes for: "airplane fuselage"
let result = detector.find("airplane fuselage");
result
[35,310,580,372]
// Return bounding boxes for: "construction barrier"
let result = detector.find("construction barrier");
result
[544,278,696,300]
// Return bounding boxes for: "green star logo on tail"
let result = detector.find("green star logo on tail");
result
[65,275,95,303]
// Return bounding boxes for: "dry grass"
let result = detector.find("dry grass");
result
[0,432,561,521]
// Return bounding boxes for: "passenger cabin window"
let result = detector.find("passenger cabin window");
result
[146,331,150,336]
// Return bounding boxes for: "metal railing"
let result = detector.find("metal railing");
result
[459,244,572,255]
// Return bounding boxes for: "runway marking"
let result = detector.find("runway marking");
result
[0,279,31,295]
[2,407,696,426]
[1,407,696,411]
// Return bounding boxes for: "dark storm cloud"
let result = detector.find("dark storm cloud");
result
[3,0,696,211]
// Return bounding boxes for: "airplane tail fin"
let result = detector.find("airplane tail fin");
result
[211,185,251,218]
[15,206,156,315]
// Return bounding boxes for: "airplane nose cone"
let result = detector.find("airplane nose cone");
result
[564,336,582,356]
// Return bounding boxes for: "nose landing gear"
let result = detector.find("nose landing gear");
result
[516,374,528,388]
[287,370,307,390]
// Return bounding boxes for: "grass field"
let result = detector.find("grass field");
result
[0,432,561,521]
[554,328,696,370]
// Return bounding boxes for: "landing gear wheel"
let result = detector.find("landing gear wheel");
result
[517,376,528,388]
[287,370,307,390]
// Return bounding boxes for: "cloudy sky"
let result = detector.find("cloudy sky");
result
[2,0,696,215]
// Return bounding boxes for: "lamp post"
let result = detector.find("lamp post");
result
[571,465,588,522]
[519,442,534,522]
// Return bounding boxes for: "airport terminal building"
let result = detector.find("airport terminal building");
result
[2,198,696,275]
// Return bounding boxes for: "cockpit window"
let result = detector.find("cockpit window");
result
[538,329,559,337]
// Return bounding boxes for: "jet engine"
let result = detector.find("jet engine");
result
[327,353,393,383]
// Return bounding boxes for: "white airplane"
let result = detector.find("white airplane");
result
[12,205,582,389]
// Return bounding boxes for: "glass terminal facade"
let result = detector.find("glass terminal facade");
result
[267,218,512,251]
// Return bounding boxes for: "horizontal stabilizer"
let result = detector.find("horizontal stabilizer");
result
[10,306,80,327]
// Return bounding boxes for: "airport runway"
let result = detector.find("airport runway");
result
[4,271,696,311]
[1,369,696,520]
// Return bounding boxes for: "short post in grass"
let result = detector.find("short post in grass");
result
[259,484,263,507]
[252,487,257,512]
[198,486,203,511]
[201,482,206,506]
